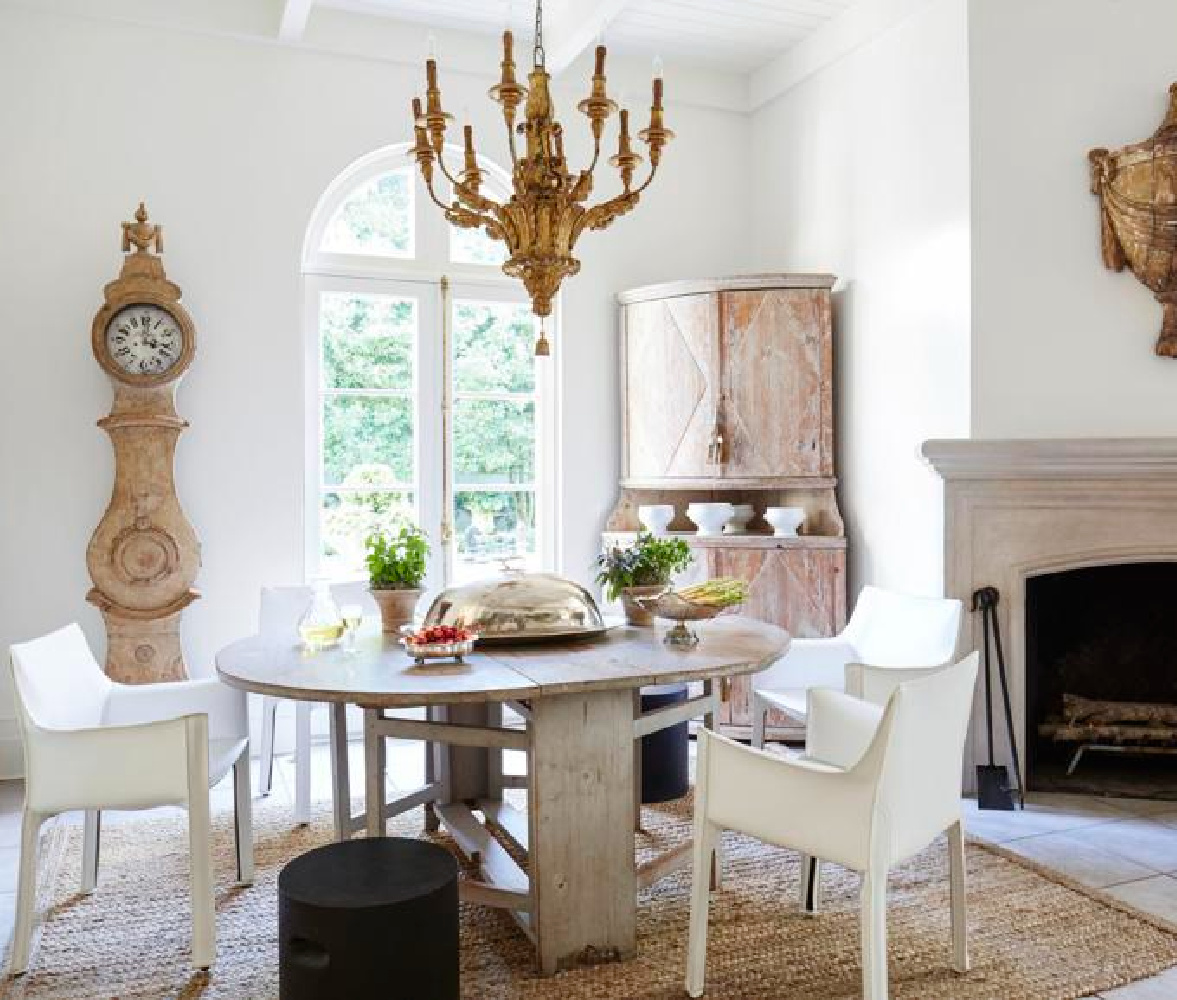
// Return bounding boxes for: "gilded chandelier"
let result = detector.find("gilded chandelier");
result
[409,0,673,354]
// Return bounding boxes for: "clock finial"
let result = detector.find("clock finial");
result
[122,202,164,255]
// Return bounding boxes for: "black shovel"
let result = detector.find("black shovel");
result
[973,587,1024,810]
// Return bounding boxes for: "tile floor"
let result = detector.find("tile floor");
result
[0,742,1175,997]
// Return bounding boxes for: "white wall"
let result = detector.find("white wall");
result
[749,0,972,597]
[969,0,1177,437]
[0,2,752,773]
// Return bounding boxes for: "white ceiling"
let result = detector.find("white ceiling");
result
[317,0,860,74]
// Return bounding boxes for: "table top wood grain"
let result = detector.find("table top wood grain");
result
[216,616,790,708]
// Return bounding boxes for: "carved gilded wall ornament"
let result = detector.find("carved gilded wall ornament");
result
[1089,83,1177,357]
[86,205,200,682]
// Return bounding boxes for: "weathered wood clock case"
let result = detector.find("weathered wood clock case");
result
[86,205,200,682]
[606,274,848,740]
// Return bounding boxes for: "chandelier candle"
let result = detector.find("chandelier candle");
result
[409,0,673,354]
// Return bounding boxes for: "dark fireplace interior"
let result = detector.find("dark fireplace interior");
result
[1025,562,1177,799]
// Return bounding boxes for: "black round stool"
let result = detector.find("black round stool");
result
[640,683,691,803]
[278,837,459,1000]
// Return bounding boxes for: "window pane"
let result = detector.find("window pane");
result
[452,300,536,393]
[452,490,537,581]
[321,293,414,390]
[450,222,508,266]
[321,489,415,577]
[323,396,414,486]
[321,169,414,256]
[453,398,535,484]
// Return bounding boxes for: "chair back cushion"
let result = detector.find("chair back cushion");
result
[870,653,979,861]
[843,586,962,666]
[9,623,111,731]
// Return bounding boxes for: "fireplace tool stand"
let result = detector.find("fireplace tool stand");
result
[973,586,1025,810]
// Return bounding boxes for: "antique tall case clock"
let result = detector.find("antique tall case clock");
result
[86,204,200,682]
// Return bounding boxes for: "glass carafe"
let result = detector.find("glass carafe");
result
[298,579,344,651]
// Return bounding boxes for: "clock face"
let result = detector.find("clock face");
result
[104,304,186,379]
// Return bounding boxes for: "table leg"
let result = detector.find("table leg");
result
[423,705,440,833]
[364,708,387,838]
[529,688,636,976]
[632,689,643,833]
[328,702,352,842]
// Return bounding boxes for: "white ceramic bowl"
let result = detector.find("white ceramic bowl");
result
[687,502,735,537]
[637,504,675,536]
[764,506,806,537]
[723,504,755,535]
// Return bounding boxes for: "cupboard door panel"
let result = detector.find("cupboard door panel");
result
[623,294,719,480]
[720,289,832,479]
[713,547,845,727]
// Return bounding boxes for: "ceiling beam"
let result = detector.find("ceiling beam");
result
[278,0,315,43]
[545,0,632,76]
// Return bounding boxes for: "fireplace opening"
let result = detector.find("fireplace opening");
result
[1026,561,1177,800]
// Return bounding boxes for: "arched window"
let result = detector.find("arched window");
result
[303,145,557,587]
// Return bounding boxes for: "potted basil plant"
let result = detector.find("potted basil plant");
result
[596,533,693,626]
[365,525,429,633]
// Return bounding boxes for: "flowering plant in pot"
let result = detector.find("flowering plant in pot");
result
[595,533,693,626]
[365,525,429,633]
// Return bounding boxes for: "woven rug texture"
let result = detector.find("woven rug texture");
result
[2,793,1177,1000]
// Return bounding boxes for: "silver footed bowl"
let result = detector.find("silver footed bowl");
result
[637,592,732,648]
[422,573,606,644]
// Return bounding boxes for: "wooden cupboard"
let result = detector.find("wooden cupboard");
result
[608,275,847,739]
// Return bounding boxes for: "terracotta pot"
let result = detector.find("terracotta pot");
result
[370,587,423,634]
[620,584,667,627]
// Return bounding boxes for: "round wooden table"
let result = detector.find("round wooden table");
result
[217,616,789,975]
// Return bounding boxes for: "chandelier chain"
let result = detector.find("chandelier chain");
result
[533,0,545,68]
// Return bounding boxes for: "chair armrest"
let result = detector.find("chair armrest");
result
[752,638,858,692]
[22,715,202,814]
[104,677,247,741]
[805,688,885,770]
[699,730,879,869]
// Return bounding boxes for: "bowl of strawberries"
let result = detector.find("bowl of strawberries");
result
[400,624,477,665]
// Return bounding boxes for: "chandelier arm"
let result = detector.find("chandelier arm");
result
[419,167,458,214]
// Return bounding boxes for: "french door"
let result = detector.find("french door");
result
[305,274,554,589]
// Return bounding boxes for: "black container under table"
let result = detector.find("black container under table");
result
[278,837,459,1000]
[640,683,692,803]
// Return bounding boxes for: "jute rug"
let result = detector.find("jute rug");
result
[3,793,1177,1000]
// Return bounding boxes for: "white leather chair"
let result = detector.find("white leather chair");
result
[686,653,980,1000]
[256,583,378,824]
[751,586,962,745]
[8,624,253,975]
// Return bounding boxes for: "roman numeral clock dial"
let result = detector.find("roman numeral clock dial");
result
[86,203,201,682]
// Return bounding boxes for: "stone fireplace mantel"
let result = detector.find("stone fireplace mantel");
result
[922,438,1177,792]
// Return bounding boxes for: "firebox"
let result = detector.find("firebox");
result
[1025,562,1177,799]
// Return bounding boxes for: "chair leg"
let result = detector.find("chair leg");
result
[685,820,720,999]
[799,853,821,915]
[81,810,101,894]
[257,697,278,797]
[10,810,44,976]
[751,694,766,749]
[948,820,969,973]
[861,868,889,1000]
[233,748,255,886]
[294,701,312,825]
[185,716,215,971]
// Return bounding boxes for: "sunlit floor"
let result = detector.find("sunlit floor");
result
[0,740,1175,997]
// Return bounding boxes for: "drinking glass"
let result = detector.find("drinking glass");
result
[341,604,364,653]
